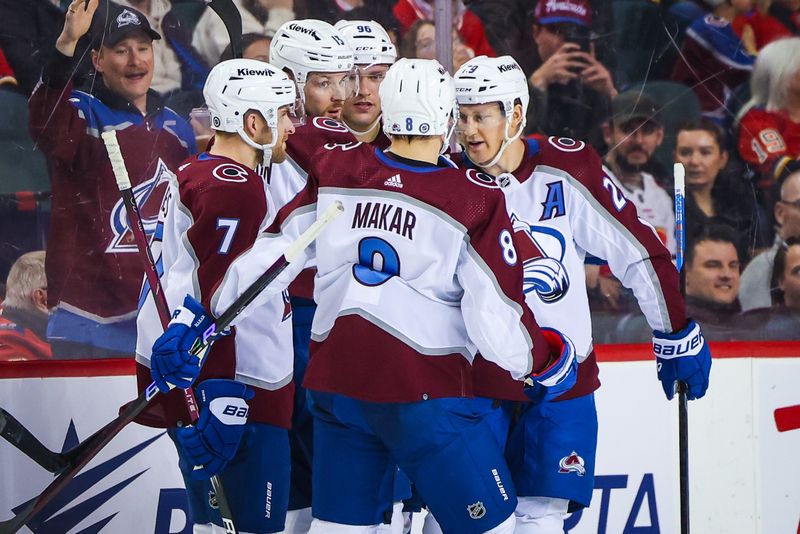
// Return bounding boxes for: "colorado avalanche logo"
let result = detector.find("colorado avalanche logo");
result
[312,116,349,133]
[511,213,570,303]
[558,451,586,476]
[107,159,171,253]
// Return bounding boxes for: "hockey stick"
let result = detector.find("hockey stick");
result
[206,0,243,59]
[674,162,690,534]
[102,130,200,415]
[0,201,344,534]
[100,130,251,529]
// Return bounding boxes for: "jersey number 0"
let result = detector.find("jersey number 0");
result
[353,237,400,286]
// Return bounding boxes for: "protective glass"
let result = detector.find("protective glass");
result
[455,107,506,135]
[305,69,359,101]
[356,65,388,93]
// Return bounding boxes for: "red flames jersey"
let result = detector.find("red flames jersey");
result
[738,106,800,183]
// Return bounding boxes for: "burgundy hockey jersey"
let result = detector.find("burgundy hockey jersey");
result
[28,51,194,354]
[269,116,391,300]
[135,153,294,429]
[214,142,557,402]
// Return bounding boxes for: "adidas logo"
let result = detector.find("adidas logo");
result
[384,174,403,188]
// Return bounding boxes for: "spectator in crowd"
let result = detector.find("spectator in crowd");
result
[294,0,400,41]
[676,118,767,261]
[769,0,800,33]
[738,37,800,187]
[603,91,676,254]
[671,0,755,122]
[770,235,800,307]
[740,170,800,308]
[219,31,272,62]
[732,0,791,52]
[0,0,63,96]
[192,0,294,67]
[739,235,800,339]
[0,47,16,87]
[393,0,495,57]
[0,251,52,361]
[526,0,616,142]
[401,19,474,71]
[28,0,195,358]
[684,223,743,334]
[115,0,209,95]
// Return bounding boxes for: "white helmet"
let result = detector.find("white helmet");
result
[334,20,397,67]
[204,59,296,165]
[454,55,529,169]
[269,19,355,84]
[380,58,457,140]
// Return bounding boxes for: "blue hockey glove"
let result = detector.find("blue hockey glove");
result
[150,295,216,393]
[524,328,578,403]
[174,379,254,480]
[653,319,711,400]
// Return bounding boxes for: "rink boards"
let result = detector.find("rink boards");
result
[0,343,798,533]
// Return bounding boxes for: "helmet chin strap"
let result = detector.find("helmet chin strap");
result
[479,113,524,172]
[344,114,381,137]
[237,125,278,167]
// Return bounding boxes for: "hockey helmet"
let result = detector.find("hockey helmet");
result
[334,20,397,67]
[269,19,355,84]
[380,58,457,138]
[453,55,529,168]
[203,59,297,164]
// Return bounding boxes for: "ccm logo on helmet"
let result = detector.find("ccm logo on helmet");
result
[237,68,274,76]
[288,23,321,41]
[498,63,520,73]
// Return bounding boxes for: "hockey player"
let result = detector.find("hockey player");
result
[452,55,712,533]
[335,20,396,144]
[265,19,359,532]
[150,58,579,534]
[271,19,356,123]
[137,59,298,533]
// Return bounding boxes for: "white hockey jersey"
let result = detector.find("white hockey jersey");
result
[213,142,557,402]
[605,167,676,255]
[461,138,686,401]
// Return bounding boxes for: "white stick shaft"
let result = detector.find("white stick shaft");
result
[284,201,344,262]
[101,130,132,191]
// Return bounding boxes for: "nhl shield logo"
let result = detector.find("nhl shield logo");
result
[558,451,586,476]
[467,501,486,519]
[208,490,219,509]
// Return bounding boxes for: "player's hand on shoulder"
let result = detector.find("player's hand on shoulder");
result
[150,295,215,393]
[523,328,578,403]
[174,379,254,480]
[652,319,711,401]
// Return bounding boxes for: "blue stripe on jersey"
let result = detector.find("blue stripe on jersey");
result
[526,137,541,157]
[68,90,196,152]
[373,147,447,173]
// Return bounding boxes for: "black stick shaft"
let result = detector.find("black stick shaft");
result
[678,382,690,534]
